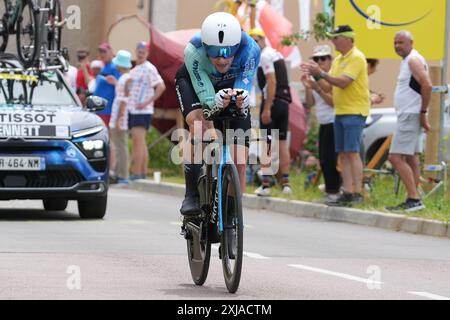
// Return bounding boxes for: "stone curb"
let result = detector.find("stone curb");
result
[129,180,449,239]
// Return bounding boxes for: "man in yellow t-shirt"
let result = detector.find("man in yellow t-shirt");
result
[302,25,370,207]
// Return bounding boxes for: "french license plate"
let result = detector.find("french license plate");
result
[0,157,45,171]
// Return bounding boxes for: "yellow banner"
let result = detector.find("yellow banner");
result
[335,0,447,60]
[0,73,38,82]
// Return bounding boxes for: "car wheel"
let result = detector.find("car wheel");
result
[77,195,107,220]
[43,199,68,211]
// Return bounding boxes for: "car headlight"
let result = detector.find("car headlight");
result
[76,140,105,159]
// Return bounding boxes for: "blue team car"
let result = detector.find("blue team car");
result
[0,55,109,219]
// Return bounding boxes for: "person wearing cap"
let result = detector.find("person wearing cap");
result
[94,42,122,180]
[302,25,370,207]
[94,42,122,127]
[88,60,104,94]
[301,45,342,202]
[128,41,166,181]
[109,50,133,185]
[249,28,293,197]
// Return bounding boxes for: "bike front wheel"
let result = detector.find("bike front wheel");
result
[16,0,39,68]
[220,164,244,294]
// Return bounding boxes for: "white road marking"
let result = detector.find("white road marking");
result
[408,291,450,300]
[288,264,384,286]
[23,219,153,225]
[244,252,270,260]
[108,192,142,198]
[211,245,269,260]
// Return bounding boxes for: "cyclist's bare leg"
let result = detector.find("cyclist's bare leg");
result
[180,109,214,215]
[231,144,249,192]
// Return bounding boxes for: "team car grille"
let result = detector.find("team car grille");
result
[0,168,85,188]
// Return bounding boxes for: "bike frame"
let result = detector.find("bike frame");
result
[217,141,233,233]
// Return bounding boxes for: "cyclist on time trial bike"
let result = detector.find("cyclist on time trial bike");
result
[175,12,261,216]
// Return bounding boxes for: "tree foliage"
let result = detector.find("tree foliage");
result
[312,0,335,42]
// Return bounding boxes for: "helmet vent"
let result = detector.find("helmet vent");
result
[218,31,225,44]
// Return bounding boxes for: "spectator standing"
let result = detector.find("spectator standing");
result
[88,60,104,94]
[249,28,293,196]
[366,58,385,105]
[94,43,121,126]
[76,49,93,94]
[302,25,371,206]
[128,42,166,180]
[387,31,432,212]
[302,45,342,202]
[94,42,121,180]
[109,50,133,186]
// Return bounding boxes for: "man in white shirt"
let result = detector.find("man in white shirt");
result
[128,42,166,180]
[249,28,293,197]
[387,31,432,213]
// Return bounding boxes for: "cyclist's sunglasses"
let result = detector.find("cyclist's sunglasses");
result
[203,43,240,59]
[313,55,331,63]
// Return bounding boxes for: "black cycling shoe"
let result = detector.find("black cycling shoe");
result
[180,196,202,216]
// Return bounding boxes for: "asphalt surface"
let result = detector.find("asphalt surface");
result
[0,186,450,300]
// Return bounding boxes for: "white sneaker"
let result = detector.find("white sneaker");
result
[282,186,293,195]
[326,193,340,203]
[255,186,271,197]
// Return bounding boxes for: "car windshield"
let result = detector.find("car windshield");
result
[0,70,77,107]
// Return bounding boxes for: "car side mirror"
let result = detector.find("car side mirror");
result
[86,96,107,112]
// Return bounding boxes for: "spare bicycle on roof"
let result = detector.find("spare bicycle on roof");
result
[0,0,65,69]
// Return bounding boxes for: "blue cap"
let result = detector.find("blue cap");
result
[113,50,133,69]
[137,41,148,50]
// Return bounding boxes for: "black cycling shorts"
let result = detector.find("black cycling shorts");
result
[260,98,290,141]
[175,64,251,147]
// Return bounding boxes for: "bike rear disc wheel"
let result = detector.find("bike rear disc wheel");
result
[220,164,244,294]
[186,218,211,286]
[0,0,9,53]
[16,1,39,68]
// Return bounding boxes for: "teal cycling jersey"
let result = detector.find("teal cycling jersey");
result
[184,31,261,110]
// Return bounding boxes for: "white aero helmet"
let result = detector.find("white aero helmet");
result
[201,12,242,59]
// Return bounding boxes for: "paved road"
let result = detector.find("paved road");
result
[0,187,449,300]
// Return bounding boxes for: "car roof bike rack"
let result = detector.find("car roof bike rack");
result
[0,52,69,74]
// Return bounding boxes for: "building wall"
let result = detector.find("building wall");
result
[151,0,178,32]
